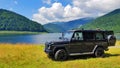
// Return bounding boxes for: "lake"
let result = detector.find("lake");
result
[0,33,62,44]
[0,33,119,44]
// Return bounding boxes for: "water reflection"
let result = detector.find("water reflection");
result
[0,33,62,44]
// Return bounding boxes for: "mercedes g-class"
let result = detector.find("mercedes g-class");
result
[44,30,116,61]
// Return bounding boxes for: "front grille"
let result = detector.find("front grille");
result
[45,42,49,49]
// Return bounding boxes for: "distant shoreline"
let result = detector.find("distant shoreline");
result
[0,31,47,35]
[0,43,44,45]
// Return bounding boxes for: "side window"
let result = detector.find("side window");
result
[104,33,108,39]
[74,32,83,40]
[104,31,113,39]
[83,32,95,40]
[96,33,104,40]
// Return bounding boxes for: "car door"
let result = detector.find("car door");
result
[82,31,96,52]
[95,32,107,47]
[69,31,84,53]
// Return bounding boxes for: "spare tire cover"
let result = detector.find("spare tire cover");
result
[107,35,116,46]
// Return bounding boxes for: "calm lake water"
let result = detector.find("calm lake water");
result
[0,33,119,44]
[0,33,62,44]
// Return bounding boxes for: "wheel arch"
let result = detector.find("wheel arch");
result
[93,45,105,52]
[53,46,68,54]
[93,45,104,53]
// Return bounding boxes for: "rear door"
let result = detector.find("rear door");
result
[82,31,96,52]
[95,32,107,47]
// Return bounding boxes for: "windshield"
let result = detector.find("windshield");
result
[63,31,74,41]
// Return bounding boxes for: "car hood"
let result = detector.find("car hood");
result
[46,40,69,45]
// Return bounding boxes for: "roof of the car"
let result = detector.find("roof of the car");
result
[69,29,113,32]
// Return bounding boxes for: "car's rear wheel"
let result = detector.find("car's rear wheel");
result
[54,49,67,61]
[94,47,104,57]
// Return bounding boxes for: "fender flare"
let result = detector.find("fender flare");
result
[53,46,68,54]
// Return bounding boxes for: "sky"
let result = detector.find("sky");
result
[0,0,120,24]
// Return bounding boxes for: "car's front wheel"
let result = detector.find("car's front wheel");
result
[48,53,54,59]
[54,49,67,61]
[94,47,104,57]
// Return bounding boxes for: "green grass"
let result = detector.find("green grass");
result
[116,41,120,46]
[0,43,120,68]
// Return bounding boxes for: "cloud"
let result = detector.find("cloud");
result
[33,0,120,24]
[86,0,120,11]
[43,0,51,5]
[33,2,89,24]
[9,8,13,11]
[73,0,120,16]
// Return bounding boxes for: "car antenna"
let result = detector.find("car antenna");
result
[82,28,84,30]
[96,28,101,30]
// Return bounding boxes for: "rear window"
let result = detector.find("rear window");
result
[96,32,104,40]
[104,31,114,39]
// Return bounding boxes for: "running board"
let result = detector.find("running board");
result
[69,52,94,56]
[69,45,98,56]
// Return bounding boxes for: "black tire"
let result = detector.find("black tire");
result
[94,47,104,57]
[48,53,54,59]
[54,49,67,61]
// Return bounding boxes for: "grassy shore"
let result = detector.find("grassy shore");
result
[116,40,120,46]
[0,31,46,35]
[0,42,120,68]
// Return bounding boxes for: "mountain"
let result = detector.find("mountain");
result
[43,23,66,33]
[80,8,120,33]
[44,18,94,32]
[0,9,46,32]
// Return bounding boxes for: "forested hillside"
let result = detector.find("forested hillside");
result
[44,23,66,33]
[0,9,46,32]
[80,9,120,33]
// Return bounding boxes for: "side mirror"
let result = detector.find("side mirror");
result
[59,37,62,39]
[59,32,64,40]
[62,32,64,37]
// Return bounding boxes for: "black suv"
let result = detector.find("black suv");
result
[44,30,116,61]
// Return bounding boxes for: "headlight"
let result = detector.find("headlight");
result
[50,42,54,45]
[48,45,51,49]
[46,42,54,50]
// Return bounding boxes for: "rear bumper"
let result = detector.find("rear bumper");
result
[105,48,109,51]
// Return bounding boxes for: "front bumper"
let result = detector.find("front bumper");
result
[44,42,54,55]
[44,49,53,54]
